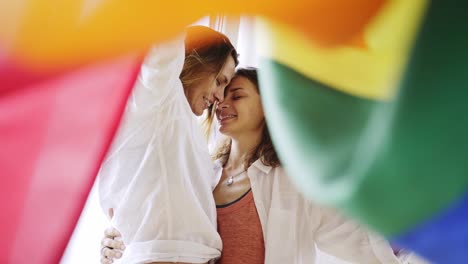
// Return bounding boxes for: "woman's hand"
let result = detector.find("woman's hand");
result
[100,227,125,264]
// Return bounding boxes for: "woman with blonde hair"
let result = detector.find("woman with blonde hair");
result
[98,26,238,264]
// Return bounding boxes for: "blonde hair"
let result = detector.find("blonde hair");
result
[180,26,239,94]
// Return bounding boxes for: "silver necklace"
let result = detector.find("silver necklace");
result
[226,170,246,186]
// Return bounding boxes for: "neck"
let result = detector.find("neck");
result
[224,129,263,171]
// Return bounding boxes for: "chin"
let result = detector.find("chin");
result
[192,108,203,116]
[219,126,233,136]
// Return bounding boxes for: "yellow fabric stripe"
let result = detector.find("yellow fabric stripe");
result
[256,0,428,100]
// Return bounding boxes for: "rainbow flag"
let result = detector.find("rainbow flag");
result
[257,1,468,263]
[0,1,385,262]
[2,0,468,263]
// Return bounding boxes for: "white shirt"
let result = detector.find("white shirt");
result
[98,35,222,264]
[214,159,425,264]
[97,31,427,264]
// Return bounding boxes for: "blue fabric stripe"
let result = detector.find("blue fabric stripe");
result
[392,191,468,264]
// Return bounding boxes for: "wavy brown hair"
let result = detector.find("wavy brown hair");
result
[211,68,280,169]
[180,26,239,94]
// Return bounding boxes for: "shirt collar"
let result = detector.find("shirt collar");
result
[249,159,272,175]
[214,158,272,175]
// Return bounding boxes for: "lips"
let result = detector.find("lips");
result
[217,113,237,122]
[203,97,213,109]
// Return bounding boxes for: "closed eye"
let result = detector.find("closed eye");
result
[217,75,228,87]
[226,87,244,97]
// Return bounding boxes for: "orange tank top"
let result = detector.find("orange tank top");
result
[216,190,265,264]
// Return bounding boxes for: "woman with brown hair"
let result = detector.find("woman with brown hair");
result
[103,68,413,263]
[211,68,402,263]
[98,26,238,264]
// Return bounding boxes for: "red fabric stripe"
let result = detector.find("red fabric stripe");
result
[0,49,59,94]
[0,53,142,263]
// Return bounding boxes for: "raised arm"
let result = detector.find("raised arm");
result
[98,34,185,213]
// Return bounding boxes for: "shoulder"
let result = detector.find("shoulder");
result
[268,165,301,192]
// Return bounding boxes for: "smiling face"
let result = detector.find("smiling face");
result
[216,75,265,137]
[185,55,236,116]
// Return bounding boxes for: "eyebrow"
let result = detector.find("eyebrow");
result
[227,87,243,93]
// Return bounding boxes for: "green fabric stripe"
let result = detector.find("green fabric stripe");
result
[349,0,468,235]
[258,58,386,202]
[258,59,398,228]
[259,17,468,234]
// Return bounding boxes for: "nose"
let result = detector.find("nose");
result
[217,99,230,109]
[213,86,225,103]
[216,100,229,118]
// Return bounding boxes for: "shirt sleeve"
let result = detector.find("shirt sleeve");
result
[97,34,222,263]
[98,34,185,212]
[315,206,402,263]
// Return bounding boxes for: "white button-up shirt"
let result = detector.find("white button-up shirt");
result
[98,30,427,264]
[98,35,222,264]
[213,159,419,264]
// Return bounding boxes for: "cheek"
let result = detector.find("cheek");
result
[238,105,263,127]
[196,87,210,104]
[210,82,219,96]
[194,79,213,99]
[198,83,214,101]
[187,84,201,102]
[252,105,265,125]
[205,77,216,91]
